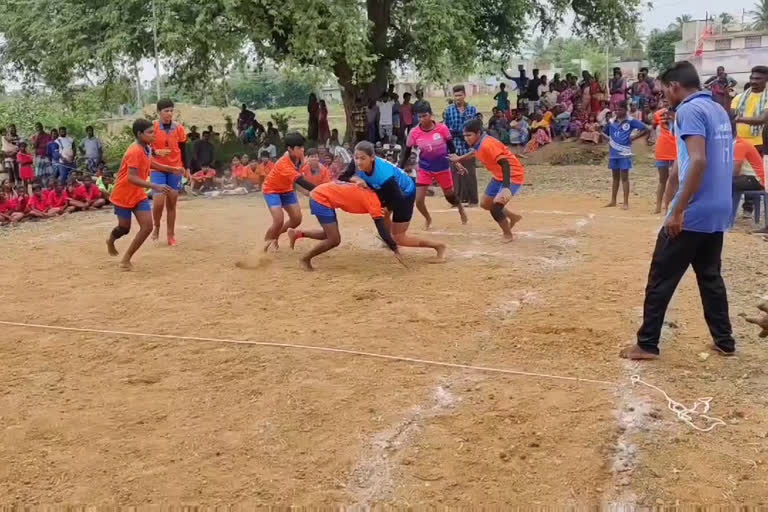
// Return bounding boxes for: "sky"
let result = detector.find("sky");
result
[643,0,757,31]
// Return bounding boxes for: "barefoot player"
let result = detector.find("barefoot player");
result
[107,119,184,270]
[288,181,401,270]
[450,119,525,242]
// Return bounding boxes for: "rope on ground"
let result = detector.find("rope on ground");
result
[0,320,726,432]
[631,375,727,433]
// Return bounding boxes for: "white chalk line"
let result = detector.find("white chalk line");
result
[0,320,725,432]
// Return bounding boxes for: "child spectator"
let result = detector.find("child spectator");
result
[45,129,60,185]
[97,173,115,199]
[0,190,23,224]
[16,141,34,188]
[48,180,75,214]
[26,184,56,218]
[508,111,530,146]
[71,175,107,210]
[301,148,332,187]
[603,101,648,209]
[253,151,275,191]
[494,83,510,113]
[579,113,602,144]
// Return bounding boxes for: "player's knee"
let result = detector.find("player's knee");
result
[621,173,629,182]
[445,193,459,206]
[111,225,130,239]
[288,215,302,228]
[490,203,506,222]
[328,234,341,247]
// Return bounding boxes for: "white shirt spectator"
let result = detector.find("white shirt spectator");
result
[57,136,75,163]
[377,100,393,126]
[331,144,351,164]
[260,144,277,159]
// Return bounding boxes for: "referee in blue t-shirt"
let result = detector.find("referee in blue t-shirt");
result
[621,61,736,360]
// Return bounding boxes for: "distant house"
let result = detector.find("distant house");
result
[675,20,768,87]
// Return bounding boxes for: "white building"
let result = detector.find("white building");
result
[675,20,768,87]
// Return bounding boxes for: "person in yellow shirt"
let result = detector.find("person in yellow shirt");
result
[732,65,768,154]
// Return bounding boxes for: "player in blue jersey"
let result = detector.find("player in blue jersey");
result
[340,141,447,261]
[603,101,648,209]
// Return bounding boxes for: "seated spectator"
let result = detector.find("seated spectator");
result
[96,173,115,199]
[596,101,612,126]
[26,184,57,218]
[71,175,106,210]
[553,106,571,138]
[48,180,75,214]
[508,111,530,146]
[531,109,554,135]
[732,129,766,224]
[301,148,332,187]
[253,150,275,191]
[190,166,217,193]
[489,109,511,143]
[382,136,401,163]
[579,113,603,144]
[541,84,560,110]
[329,132,351,165]
[218,168,249,195]
[525,113,552,153]
[628,102,641,121]
[259,138,277,160]
[566,106,587,138]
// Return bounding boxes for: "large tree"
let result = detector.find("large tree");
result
[1,0,642,135]
[647,27,681,74]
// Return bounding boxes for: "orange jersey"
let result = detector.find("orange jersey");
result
[301,163,332,187]
[152,121,187,168]
[735,137,765,185]
[232,165,249,179]
[653,109,677,161]
[473,135,525,185]
[111,143,151,208]
[255,161,274,178]
[311,182,385,218]
[262,154,302,194]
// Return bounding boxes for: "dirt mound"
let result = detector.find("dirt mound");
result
[524,139,655,167]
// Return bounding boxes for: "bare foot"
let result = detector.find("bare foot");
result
[508,213,523,229]
[621,203,629,210]
[299,256,314,271]
[288,228,300,250]
[263,239,277,253]
[151,227,160,241]
[501,233,515,244]
[167,236,177,247]
[604,202,617,208]
[106,238,119,256]
[459,209,468,225]
[424,218,432,230]
[430,244,447,263]
[119,260,133,272]
[653,208,661,214]
[619,344,659,360]
[709,344,736,357]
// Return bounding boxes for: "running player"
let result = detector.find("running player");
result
[399,102,467,228]
[150,99,188,246]
[341,141,446,261]
[288,181,402,270]
[450,119,525,242]
[262,132,317,251]
[107,119,184,270]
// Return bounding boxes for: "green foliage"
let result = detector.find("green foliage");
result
[229,72,316,108]
[102,127,136,170]
[540,38,611,78]
[270,112,294,136]
[750,0,768,29]
[647,28,681,75]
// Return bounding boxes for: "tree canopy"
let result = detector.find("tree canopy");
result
[647,27,681,75]
[1,0,644,134]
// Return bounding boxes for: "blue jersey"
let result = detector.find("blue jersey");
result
[355,157,416,197]
[603,118,646,158]
[667,91,733,233]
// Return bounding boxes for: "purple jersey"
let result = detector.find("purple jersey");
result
[406,123,452,172]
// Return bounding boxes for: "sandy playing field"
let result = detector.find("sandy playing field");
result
[2,162,768,506]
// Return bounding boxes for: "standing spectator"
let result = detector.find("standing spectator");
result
[318,99,331,145]
[377,93,394,141]
[733,65,768,154]
[258,138,277,160]
[413,89,429,114]
[444,84,479,206]
[16,141,34,187]
[56,126,76,185]
[45,128,60,183]
[589,72,606,114]
[307,93,319,143]
[400,92,414,138]
[329,131,351,165]
[391,93,401,143]
[2,126,19,184]
[631,71,652,110]
[81,125,103,174]
[609,68,627,111]
[188,125,201,142]
[237,104,256,136]
[537,75,549,104]
[366,99,379,143]
[351,97,368,143]
[526,69,542,114]
[193,131,216,171]
[494,83,510,113]
[704,66,737,111]
[31,123,53,184]
[621,61,735,360]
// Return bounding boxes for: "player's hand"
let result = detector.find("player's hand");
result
[448,154,460,163]
[455,163,468,175]
[393,250,408,268]
[350,176,368,189]
[494,187,512,205]
[155,149,171,157]
[665,208,684,238]
[152,184,173,195]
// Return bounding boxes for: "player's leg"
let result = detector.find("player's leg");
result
[280,196,303,236]
[390,195,446,261]
[655,164,669,214]
[621,169,630,209]
[300,219,340,271]
[482,180,513,241]
[150,171,166,240]
[92,198,106,209]
[606,169,619,207]
[263,203,285,252]
[165,176,181,245]
[414,169,433,229]
[121,203,154,270]
[437,170,468,225]
[107,206,133,256]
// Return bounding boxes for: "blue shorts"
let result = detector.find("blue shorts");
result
[309,199,338,225]
[114,199,151,220]
[150,171,182,191]
[655,160,674,168]
[264,192,298,208]
[484,180,522,198]
[609,157,633,171]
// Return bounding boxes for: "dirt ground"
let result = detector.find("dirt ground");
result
[2,160,768,506]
